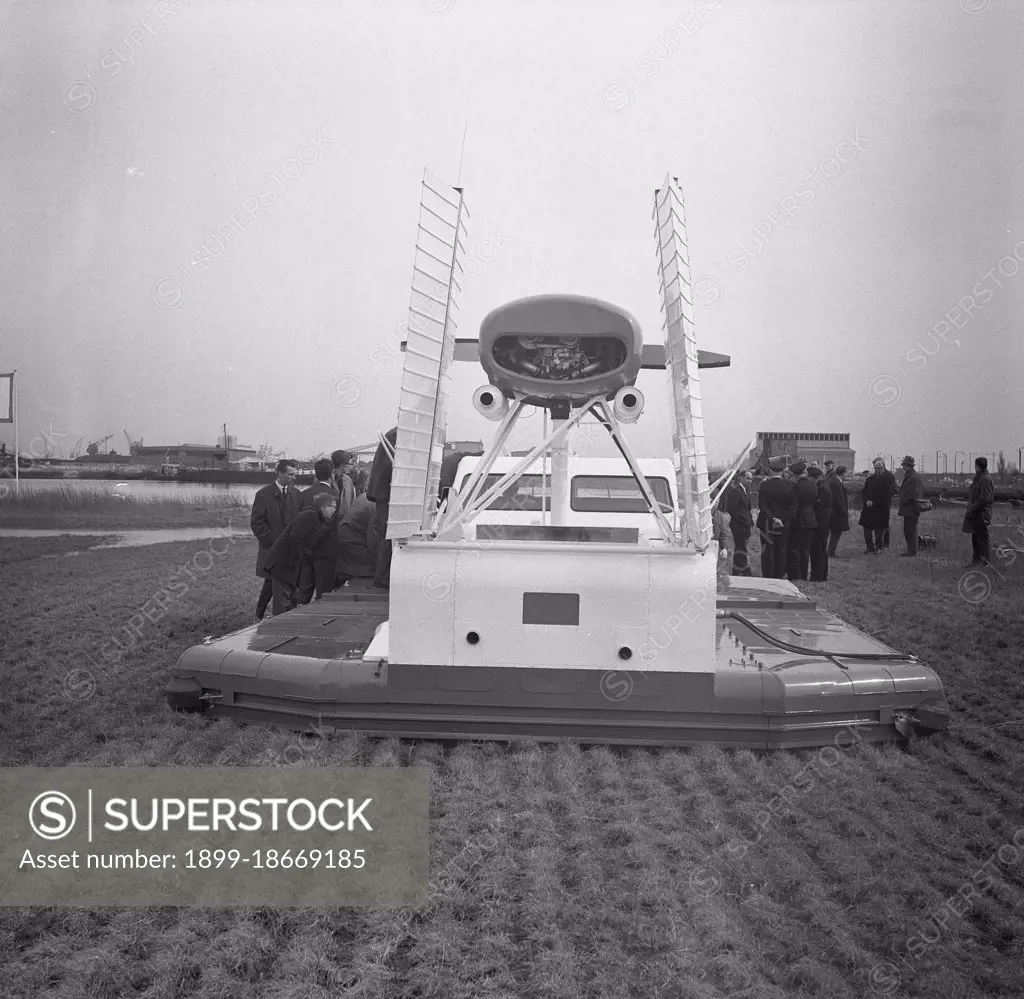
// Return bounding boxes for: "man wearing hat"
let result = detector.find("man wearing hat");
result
[787,461,817,581]
[897,455,925,556]
[756,456,795,578]
[963,456,995,565]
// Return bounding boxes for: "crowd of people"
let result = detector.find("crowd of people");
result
[249,447,391,619]
[250,430,999,615]
[721,454,995,582]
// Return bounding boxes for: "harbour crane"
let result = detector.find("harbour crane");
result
[86,433,114,455]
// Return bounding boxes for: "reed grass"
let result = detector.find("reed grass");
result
[0,483,254,529]
[0,482,252,511]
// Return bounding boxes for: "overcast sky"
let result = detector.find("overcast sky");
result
[1,0,1020,473]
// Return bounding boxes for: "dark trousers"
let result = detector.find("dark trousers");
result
[971,521,990,564]
[863,526,885,552]
[827,529,844,557]
[298,557,337,604]
[882,527,890,548]
[730,526,752,576]
[788,527,813,580]
[760,526,789,579]
[902,514,919,555]
[256,577,273,618]
[373,499,392,587]
[271,575,299,616]
[810,528,829,581]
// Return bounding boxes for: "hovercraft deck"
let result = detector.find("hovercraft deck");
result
[165,577,949,750]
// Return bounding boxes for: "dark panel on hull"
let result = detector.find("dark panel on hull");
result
[522,592,580,626]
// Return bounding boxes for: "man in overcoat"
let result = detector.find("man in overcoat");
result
[725,469,754,576]
[265,491,338,615]
[963,456,995,565]
[331,450,356,520]
[859,458,896,554]
[787,462,817,581]
[366,426,398,589]
[337,492,380,583]
[756,457,795,579]
[297,457,341,603]
[250,459,300,619]
[897,455,925,557]
[808,466,832,580]
[826,464,850,556]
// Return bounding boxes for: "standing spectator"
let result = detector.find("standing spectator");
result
[897,455,924,557]
[757,457,795,579]
[331,450,356,520]
[859,458,896,554]
[787,461,817,581]
[366,426,398,590]
[808,466,832,580]
[827,465,850,556]
[265,491,338,615]
[726,469,754,576]
[249,459,300,619]
[336,492,380,584]
[297,457,341,603]
[963,456,995,565]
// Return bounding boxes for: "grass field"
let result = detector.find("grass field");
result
[0,484,253,530]
[1,507,1022,998]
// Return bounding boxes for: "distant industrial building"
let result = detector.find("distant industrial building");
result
[128,442,258,466]
[755,432,855,473]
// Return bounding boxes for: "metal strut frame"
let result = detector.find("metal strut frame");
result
[432,394,681,545]
[708,438,758,510]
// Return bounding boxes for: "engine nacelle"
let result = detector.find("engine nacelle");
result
[612,385,644,423]
[473,384,509,421]
[478,294,644,408]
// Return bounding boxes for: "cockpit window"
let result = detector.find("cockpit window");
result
[570,476,673,513]
[457,473,551,511]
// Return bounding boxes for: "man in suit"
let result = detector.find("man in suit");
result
[963,456,995,566]
[297,458,340,603]
[366,426,398,590]
[756,457,795,579]
[331,450,356,521]
[808,466,832,580]
[726,469,754,576]
[859,458,896,553]
[787,461,817,581]
[897,455,924,557]
[826,464,850,556]
[250,459,300,619]
[265,491,338,615]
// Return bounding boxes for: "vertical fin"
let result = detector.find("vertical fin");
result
[653,175,712,550]
[388,169,469,539]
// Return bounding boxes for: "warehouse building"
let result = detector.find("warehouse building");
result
[755,432,855,472]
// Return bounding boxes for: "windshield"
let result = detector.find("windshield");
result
[571,475,673,513]
[455,471,674,514]
[458,473,552,511]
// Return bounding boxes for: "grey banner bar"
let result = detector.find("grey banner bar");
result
[1,768,428,907]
